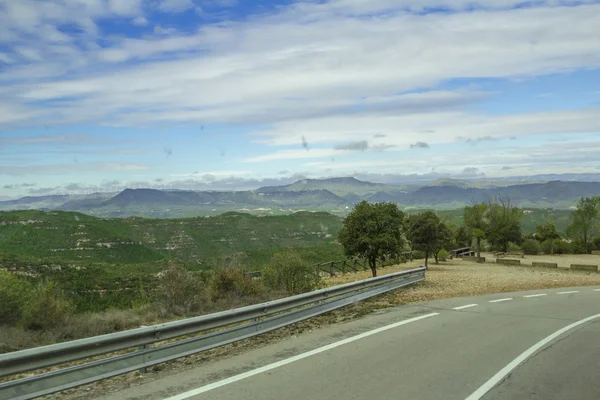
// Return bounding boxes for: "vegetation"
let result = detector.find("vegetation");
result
[485,196,523,252]
[338,201,407,277]
[535,218,560,254]
[463,203,487,261]
[406,211,452,267]
[262,250,321,294]
[567,196,600,254]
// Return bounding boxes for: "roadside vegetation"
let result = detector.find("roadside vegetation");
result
[1,196,599,353]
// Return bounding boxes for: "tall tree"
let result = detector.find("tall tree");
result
[485,195,523,252]
[338,201,406,277]
[567,196,600,254]
[432,222,454,264]
[455,225,471,248]
[406,211,444,268]
[463,202,487,261]
[535,218,560,255]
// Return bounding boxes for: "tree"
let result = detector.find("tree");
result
[406,211,445,268]
[535,218,560,255]
[432,222,454,264]
[464,202,487,261]
[338,201,406,277]
[567,196,600,254]
[455,225,471,248]
[485,195,523,252]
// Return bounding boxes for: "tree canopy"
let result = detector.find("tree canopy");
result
[567,196,600,254]
[337,201,406,277]
[485,196,523,252]
[406,210,447,268]
[464,202,488,261]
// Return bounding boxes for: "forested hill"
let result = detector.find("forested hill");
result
[0,210,343,267]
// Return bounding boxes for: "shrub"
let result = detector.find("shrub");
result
[411,250,426,260]
[507,242,522,252]
[551,239,572,255]
[20,280,72,330]
[208,267,262,301]
[0,271,33,325]
[593,237,600,251]
[521,239,541,255]
[437,249,449,262]
[262,251,321,295]
[156,262,205,315]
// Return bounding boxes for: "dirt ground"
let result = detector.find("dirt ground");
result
[35,255,600,399]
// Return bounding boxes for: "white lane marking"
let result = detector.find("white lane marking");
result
[164,313,440,400]
[489,298,513,303]
[523,294,548,298]
[593,289,600,292]
[465,313,600,400]
[557,291,579,294]
[453,304,478,310]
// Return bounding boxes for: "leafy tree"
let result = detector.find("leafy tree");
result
[463,203,488,261]
[567,196,600,254]
[455,225,471,248]
[406,211,445,268]
[485,196,523,252]
[338,201,406,277]
[432,222,454,264]
[535,218,560,254]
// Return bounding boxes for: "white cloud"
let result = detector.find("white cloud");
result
[108,0,143,16]
[0,0,599,174]
[158,0,196,13]
[132,16,148,26]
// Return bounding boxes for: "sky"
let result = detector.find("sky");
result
[1,0,600,199]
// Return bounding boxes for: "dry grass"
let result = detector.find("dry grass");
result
[327,254,600,307]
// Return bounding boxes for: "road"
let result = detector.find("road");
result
[98,286,600,400]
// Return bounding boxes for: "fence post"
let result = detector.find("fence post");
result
[330,262,334,277]
[342,260,347,274]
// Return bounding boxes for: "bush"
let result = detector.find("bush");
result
[157,262,205,315]
[263,251,321,295]
[551,239,572,254]
[208,267,262,301]
[20,280,72,330]
[437,249,449,262]
[594,237,600,251]
[507,242,522,252]
[411,250,426,260]
[0,271,33,325]
[521,239,541,255]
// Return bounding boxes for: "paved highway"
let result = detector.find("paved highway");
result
[98,286,600,400]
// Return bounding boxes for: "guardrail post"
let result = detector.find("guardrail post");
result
[138,344,147,374]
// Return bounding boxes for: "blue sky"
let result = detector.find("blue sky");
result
[1,0,600,198]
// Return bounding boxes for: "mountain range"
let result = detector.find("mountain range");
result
[1,177,599,218]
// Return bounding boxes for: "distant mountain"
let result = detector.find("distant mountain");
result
[2,178,600,217]
[258,177,405,196]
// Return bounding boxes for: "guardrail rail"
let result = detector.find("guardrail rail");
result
[0,266,425,400]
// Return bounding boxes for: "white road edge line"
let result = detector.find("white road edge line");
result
[489,298,513,303]
[163,312,440,400]
[453,304,478,310]
[523,294,547,298]
[557,291,579,294]
[464,313,600,400]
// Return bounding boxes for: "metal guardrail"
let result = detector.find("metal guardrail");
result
[0,266,425,400]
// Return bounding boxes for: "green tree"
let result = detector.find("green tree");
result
[455,225,471,248]
[464,203,488,261]
[338,201,406,277]
[567,196,600,254]
[432,222,454,264]
[485,196,523,252]
[535,218,560,255]
[406,211,444,268]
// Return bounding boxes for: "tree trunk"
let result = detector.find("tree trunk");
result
[434,251,439,264]
[550,240,554,255]
[424,250,429,269]
[476,237,481,262]
[369,257,377,277]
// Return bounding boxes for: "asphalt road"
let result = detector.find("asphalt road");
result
[98,286,600,400]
